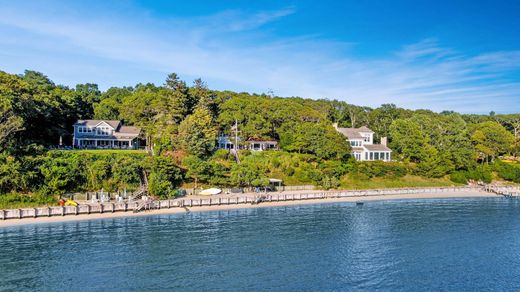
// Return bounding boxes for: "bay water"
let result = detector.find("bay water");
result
[1,197,520,291]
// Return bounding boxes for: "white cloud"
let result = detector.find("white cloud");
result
[0,2,518,113]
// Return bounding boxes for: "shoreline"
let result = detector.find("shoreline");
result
[0,190,498,227]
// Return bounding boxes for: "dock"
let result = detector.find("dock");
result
[0,186,496,220]
[483,185,520,198]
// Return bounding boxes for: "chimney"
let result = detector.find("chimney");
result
[332,123,338,130]
[381,137,388,146]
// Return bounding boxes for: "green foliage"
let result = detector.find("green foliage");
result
[449,172,468,184]
[470,121,515,163]
[148,156,184,199]
[355,161,408,178]
[390,119,429,162]
[281,122,352,160]
[178,106,217,158]
[37,151,146,195]
[0,193,56,209]
[495,161,520,183]
[230,155,269,187]
[320,175,340,190]
[2,68,520,207]
[449,165,493,184]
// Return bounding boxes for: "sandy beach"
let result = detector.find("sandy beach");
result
[0,190,498,228]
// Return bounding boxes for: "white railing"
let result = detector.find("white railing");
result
[0,186,499,220]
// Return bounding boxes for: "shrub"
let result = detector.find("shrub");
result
[355,161,408,178]
[450,171,468,184]
[495,161,520,183]
[450,165,493,184]
[148,156,184,198]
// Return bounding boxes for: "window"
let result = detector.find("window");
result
[370,152,374,160]
[350,140,362,147]
[96,127,111,136]
[375,152,379,160]
[365,152,368,160]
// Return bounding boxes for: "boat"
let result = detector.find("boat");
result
[199,188,222,196]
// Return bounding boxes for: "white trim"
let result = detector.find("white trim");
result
[93,121,115,129]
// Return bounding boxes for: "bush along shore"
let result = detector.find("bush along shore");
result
[1,69,520,209]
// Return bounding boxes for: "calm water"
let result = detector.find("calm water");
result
[1,198,520,291]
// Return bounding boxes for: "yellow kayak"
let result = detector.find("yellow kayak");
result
[65,199,78,206]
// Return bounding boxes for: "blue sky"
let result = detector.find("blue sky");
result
[0,0,519,113]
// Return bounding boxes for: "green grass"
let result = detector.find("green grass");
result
[340,174,459,190]
[0,193,57,209]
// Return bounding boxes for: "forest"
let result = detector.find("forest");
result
[1,70,520,207]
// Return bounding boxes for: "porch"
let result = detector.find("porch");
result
[75,138,137,150]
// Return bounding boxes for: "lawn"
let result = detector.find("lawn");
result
[340,174,459,190]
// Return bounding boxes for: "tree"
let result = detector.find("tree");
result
[164,73,194,123]
[470,121,515,163]
[369,104,407,140]
[282,122,351,160]
[190,78,215,111]
[389,119,429,162]
[0,103,24,151]
[230,157,269,187]
[94,87,133,120]
[178,106,217,158]
[148,156,184,198]
[184,155,213,189]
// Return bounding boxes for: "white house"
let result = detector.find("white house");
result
[334,124,392,161]
[217,134,278,151]
[73,120,142,149]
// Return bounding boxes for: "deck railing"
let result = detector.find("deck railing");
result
[0,186,503,220]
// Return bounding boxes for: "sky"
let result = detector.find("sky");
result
[0,0,519,113]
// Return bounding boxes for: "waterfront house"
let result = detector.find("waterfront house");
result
[247,138,278,151]
[73,120,142,149]
[216,134,278,151]
[333,124,392,161]
[217,134,242,150]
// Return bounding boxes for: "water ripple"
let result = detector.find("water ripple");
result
[1,197,520,291]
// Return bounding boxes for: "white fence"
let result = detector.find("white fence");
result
[0,186,493,220]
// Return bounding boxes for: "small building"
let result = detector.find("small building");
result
[73,120,142,149]
[334,124,392,161]
[216,135,278,151]
[247,138,278,151]
[217,134,242,150]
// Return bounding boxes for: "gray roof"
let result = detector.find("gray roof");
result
[74,120,121,129]
[336,126,374,139]
[336,128,363,139]
[364,144,392,152]
[74,120,141,138]
[357,126,374,133]
[118,126,141,135]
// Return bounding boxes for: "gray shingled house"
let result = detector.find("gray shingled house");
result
[72,120,142,149]
[333,124,392,161]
